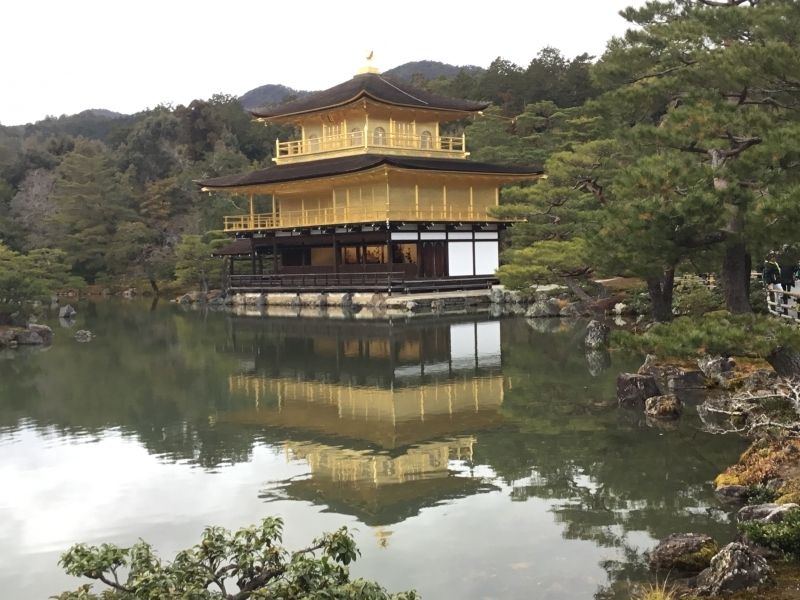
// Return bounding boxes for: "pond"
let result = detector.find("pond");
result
[0,301,746,599]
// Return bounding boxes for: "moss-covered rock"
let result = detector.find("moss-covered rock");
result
[649,533,720,574]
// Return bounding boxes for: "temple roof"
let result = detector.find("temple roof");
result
[250,72,489,120]
[197,154,541,190]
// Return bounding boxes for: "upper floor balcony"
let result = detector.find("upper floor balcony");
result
[223,205,513,233]
[275,129,467,164]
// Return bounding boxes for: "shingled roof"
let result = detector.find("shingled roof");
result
[250,73,489,120]
[197,154,541,190]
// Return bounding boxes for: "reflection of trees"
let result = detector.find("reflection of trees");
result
[0,301,255,467]
[474,321,746,599]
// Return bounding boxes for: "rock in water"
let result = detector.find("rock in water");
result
[74,330,93,343]
[26,324,53,345]
[649,533,719,574]
[714,484,749,505]
[584,320,610,349]
[58,304,77,319]
[645,394,683,419]
[526,298,560,318]
[617,373,660,407]
[694,542,774,596]
[15,329,44,345]
[585,349,611,377]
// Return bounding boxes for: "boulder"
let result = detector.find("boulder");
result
[121,288,136,299]
[15,329,44,345]
[58,304,77,319]
[585,349,611,377]
[738,503,799,523]
[617,373,660,407]
[208,296,226,306]
[526,298,561,318]
[649,533,719,574]
[503,290,524,305]
[177,294,192,305]
[404,301,418,312]
[645,394,683,419]
[26,324,53,345]
[714,484,750,505]
[584,320,610,349]
[560,302,586,318]
[0,328,19,347]
[74,330,93,343]
[697,355,736,384]
[694,542,774,596]
[489,288,505,304]
[206,289,223,301]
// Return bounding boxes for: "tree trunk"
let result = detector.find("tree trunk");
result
[721,240,752,313]
[767,346,800,378]
[149,277,159,297]
[646,267,675,323]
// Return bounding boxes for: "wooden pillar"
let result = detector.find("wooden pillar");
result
[386,227,391,270]
[250,237,256,275]
[442,184,447,219]
[248,194,255,229]
[272,239,278,274]
[469,185,474,219]
[333,230,339,274]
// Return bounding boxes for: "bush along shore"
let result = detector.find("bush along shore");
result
[610,313,800,599]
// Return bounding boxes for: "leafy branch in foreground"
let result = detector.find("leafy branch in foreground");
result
[53,517,418,600]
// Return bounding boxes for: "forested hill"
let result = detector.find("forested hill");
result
[238,84,304,112]
[0,47,598,292]
[382,60,483,82]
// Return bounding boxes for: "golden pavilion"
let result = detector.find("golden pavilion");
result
[198,61,540,293]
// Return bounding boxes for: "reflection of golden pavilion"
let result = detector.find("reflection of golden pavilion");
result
[283,437,474,486]
[223,316,504,525]
[226,375,503,448]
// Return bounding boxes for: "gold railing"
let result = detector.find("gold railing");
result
[224,206,509,232]
[276,132,466,159]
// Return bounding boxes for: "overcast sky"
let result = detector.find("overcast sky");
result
[1,0,644,126]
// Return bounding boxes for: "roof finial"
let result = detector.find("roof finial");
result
[357,50,379,75]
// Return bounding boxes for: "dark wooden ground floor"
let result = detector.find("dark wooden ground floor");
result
[216,222,505,293]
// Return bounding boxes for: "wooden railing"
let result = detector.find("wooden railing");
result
[767,287,800,321]
[223,206,509,232]
[276,132,466,159]
[227,272,498,294]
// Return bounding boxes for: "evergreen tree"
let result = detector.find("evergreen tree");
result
[592,0,800,313]
[48,138,137,282]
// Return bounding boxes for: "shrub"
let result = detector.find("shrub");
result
[740,508,800,558]
[54,517,418,599]
[613,312,800,359]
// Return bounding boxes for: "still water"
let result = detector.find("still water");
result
[0,301,745,599]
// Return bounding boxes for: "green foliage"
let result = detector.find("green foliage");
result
[174,233,226,292]
[672,279,724,317]
[613,313,800,359]
[54,517,418,599]
[745,485,778,506]
[0,242,82,305]
[740,508,800,558]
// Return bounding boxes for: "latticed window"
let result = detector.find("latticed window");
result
[373,127,386,145]
[307,134,320,152]
[350,127,362,146]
